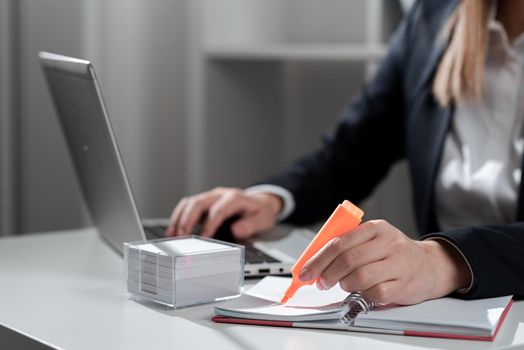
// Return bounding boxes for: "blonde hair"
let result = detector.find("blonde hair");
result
[433,0,490,106]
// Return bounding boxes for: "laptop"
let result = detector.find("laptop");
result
[38,51,313,277]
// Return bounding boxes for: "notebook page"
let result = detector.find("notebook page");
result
[245,276,349,307]
[214,276,350,321]
[215,294,345,321]
[355,295,512,332]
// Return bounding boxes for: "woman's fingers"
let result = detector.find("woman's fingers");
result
[174,191,221,235]
[201,191,253,237]
[338,259,397,293]
[360,280,401,305]
[231,211,273,239]
[166,188,282,239]
[318,238,389,290]
[166,197,187,236]
[299,221,379,283]
[295,217,466,306]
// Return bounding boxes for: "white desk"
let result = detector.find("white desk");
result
[0,228,523,350]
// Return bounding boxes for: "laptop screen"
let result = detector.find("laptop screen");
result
[40,52,145,254]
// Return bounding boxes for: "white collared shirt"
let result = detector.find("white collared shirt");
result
[434,19,524,231]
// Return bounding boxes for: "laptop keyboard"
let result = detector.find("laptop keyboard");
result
[244,244,281,264]
[143,225,168,239]
[142,224,281,264]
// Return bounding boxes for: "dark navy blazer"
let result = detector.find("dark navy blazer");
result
[264,0,524,299]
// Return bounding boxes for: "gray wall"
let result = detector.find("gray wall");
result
[83,0,188,220]
[17,0,87,233]
[0,0,188,234]
[0,0,18,235]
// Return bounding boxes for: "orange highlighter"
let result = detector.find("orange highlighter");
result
[280,200,364,304]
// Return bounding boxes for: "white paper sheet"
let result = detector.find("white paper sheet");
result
[356,295,513,332]
[245,276,349,308]
[136,237,237,255]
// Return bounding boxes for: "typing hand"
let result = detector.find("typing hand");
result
[166,187,283,239]
[298,220,471,305]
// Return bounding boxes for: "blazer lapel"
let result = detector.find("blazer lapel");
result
[407,0,458,234]
[516,158,524,220]
[409,93,452,234]
[414,0,459,95]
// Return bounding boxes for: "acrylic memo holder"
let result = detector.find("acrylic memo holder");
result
[124,235,245,309]
[281,200,364,304]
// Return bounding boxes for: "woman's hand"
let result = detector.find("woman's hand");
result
[298,220,472,305]
[166,187,283,239]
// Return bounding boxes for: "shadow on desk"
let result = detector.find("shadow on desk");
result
[0,324,52,350]
[130,298,255,349]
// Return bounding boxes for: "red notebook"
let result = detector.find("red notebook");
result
[213,276,513,341]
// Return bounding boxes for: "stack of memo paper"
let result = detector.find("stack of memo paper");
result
[124,236,244,309]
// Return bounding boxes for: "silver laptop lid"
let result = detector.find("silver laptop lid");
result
[39,51,146,254]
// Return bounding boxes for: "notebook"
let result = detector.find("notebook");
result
[213,276,513,341]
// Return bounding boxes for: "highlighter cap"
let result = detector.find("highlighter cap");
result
[281,200,364,304]
[341,200,364,220]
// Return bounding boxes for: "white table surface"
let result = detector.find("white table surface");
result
[0,228,523,350]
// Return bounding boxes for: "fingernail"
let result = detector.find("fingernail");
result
[316,279,326,291]
[299,268,311,282]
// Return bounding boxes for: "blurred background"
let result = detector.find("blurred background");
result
[0,0,417,237]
